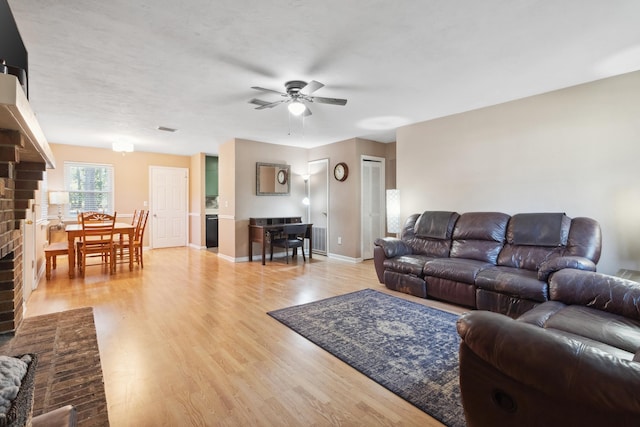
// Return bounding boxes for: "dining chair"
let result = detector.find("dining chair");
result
[44,224,68,280]
[44,242,68,280]
[75,211,107,264]
[115,210,149,268]
[117,209,142,257]
[270,223,308,264]
[77,212,117,277]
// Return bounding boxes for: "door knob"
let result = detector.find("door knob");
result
[25,220,33,224]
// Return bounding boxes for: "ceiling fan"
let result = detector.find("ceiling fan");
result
[249,80,347,117]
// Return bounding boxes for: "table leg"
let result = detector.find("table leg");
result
[68,233,75,279]
[128,229,134,271]
[261,232,266,265]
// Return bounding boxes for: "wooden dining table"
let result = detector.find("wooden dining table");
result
[65,222,135,278]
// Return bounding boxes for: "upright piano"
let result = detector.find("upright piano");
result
[249,217,313,265]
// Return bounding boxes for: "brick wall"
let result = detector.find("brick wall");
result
[0,129,45,334]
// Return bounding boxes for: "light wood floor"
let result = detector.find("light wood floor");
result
[26,247,465,426]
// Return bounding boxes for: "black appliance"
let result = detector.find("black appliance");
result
[206,214,218,248]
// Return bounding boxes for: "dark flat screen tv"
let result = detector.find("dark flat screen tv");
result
[0,0,28,97]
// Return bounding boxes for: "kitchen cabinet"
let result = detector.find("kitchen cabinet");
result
[206,156,218,196]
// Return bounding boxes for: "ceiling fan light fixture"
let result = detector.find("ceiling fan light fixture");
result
[112,141,134,153]
[288,100,306,116]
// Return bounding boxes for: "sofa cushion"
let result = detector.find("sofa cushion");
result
[549,269,640,321]
[382,254,433,276]
[518,300,640,356]
[413,211,459,239]
[545,328,635,361]
[449,212,509,264]
[452,212,510,242]
[475,266,548,302]
[544,305,640,354]
[497,244,564,271]
[508,213,570,246]
[450,240,503,264]
[423,258,492,284]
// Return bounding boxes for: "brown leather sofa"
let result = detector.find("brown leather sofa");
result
[374,211,602,317]
[456,269,640,426]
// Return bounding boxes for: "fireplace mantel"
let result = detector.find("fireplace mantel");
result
[0,73,55,168]
[0,72,53,333]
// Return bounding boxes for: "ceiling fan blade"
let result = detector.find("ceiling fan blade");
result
[300,80,324,95]
[249,98,271,107]
[253,99,288,110]
[309,95,347,106]
[251,86,287,96]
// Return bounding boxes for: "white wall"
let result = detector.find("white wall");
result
[397,70,640,275]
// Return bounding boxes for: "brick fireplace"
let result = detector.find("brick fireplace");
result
[0,130,46,334]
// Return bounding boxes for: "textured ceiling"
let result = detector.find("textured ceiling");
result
[7,0,640,156]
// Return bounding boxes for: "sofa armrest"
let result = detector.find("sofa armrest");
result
[537,255,596,281]
[373,237,412,258]
[456,310,640,412]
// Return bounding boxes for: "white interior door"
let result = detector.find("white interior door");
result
[150,166,188,249]
[361,156,385,260]
[308,159,329,254]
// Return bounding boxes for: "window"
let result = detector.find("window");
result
[64,162,114,216]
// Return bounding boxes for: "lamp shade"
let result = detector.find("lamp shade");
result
[288,100,306,116]
[48,191,69,205]
[386,189,401,234]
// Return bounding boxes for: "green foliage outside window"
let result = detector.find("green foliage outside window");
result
[64,162,114,215]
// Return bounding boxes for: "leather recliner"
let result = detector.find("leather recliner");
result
[456,269,640,426]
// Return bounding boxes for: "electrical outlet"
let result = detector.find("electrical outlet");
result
[338,236,342,245]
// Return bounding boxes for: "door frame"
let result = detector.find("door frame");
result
[308,158,329,255]
[360,155,386,260]
[149,166,189,249]
[22,200,37,306]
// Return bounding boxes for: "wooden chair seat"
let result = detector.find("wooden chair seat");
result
[45,242,69,280]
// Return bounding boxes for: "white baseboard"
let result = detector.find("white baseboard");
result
[327,253,362,263]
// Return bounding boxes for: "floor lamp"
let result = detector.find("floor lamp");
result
[48,191,69,230]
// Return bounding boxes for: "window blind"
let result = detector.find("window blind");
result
[64,162,114,215]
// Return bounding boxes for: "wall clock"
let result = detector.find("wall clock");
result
[334,162,349,182]
[277,169,287,185]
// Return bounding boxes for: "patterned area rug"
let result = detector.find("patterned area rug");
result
[0,307,109,426]
[268,288,464,427]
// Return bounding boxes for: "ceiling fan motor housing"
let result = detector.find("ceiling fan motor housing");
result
[285,80,307,96]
